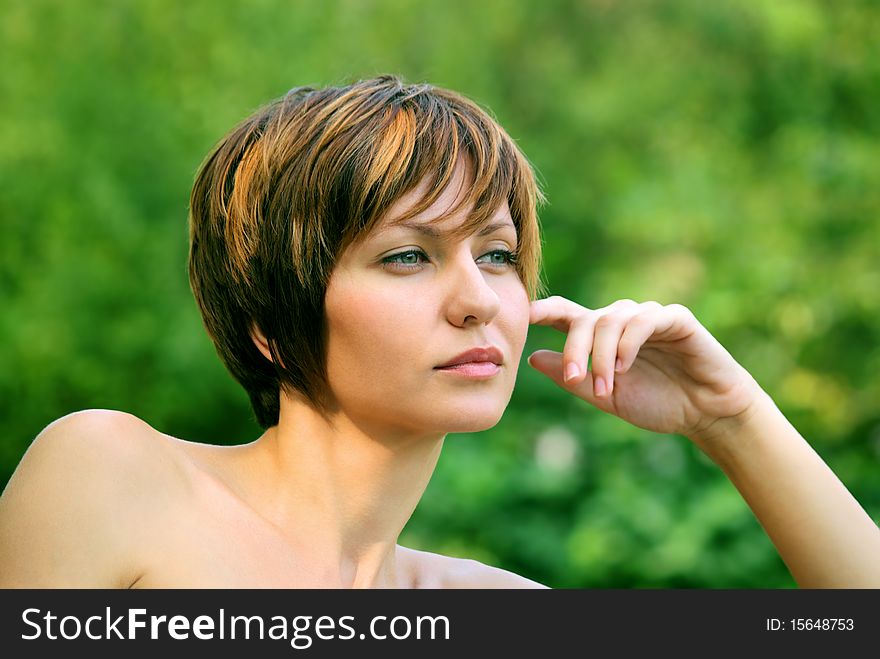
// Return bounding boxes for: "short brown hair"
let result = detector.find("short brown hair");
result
[188,74,546,428]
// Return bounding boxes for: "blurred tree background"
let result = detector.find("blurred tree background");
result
[2,0,879,588]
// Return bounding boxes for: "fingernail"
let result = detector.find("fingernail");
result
[564,362,580,382]
[594,376,606,396]
[615,358,623,372]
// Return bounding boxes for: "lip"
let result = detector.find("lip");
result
[434,346,504,369]
[434,362,501,379]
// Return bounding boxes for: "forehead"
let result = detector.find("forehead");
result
[374,164,514,239]
[371,218,518,261]
[374,206,514,241]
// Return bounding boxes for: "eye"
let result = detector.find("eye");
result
[380,248,519,272]
[381,249,430,271]
[476,249,519,268]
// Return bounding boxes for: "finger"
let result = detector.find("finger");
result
[616,309,663,373]
[529,295,591,332]
[530,297,643,392]
[590,310,636,397]
[561,314,596,384]
[527,349,601,407]
[529,296,636,332]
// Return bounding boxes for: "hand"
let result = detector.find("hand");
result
[527,297,764,442]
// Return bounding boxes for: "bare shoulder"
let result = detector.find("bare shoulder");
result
[399,546,549,589]
[18,408,171,461]
[0,409,187,587]
[442,556,550,589]
[9,409,184,491]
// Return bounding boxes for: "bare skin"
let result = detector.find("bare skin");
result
[3,300,879,587]
[0,163,544,589]
[528,297,880,587]
[2,164,878,587]
[0,409,540,588]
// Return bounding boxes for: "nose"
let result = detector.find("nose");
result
[443,251,502,327]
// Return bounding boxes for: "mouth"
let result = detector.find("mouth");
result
[435,346,504,370]
[434,361,502,379]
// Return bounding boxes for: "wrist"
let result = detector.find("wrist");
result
[687,385,778,465]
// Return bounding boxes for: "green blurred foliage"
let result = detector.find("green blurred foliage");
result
[2,0,879,588]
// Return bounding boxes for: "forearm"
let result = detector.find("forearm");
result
[692,389,880,588]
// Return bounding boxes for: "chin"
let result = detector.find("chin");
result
[448,418,502,434]
[437,405,507,434]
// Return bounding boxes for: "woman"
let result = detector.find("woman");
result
[1,75,878,588]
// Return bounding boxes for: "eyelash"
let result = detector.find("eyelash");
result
[381,248,519,272]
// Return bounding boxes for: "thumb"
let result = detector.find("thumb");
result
[527,349,597,401]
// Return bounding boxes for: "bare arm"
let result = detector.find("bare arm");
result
[692,389,880,588]
[528,297,880,588]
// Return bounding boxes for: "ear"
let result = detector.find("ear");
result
[250,323,274,362]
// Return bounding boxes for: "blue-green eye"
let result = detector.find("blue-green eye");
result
[477,250,519,267]
[381,249,519,272]
[383,250,429,267]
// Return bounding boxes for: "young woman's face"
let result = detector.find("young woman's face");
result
[323,164,531,438]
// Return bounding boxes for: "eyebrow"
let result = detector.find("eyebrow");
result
[378,220,516,239]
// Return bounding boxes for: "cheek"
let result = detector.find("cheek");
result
[504,283,531,342]
[326,284,427,361]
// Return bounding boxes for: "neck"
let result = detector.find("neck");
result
[236,397,445,588]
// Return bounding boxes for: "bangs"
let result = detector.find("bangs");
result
[188,74,546,428]
[358,91,523,238]
[331,79,546,298]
